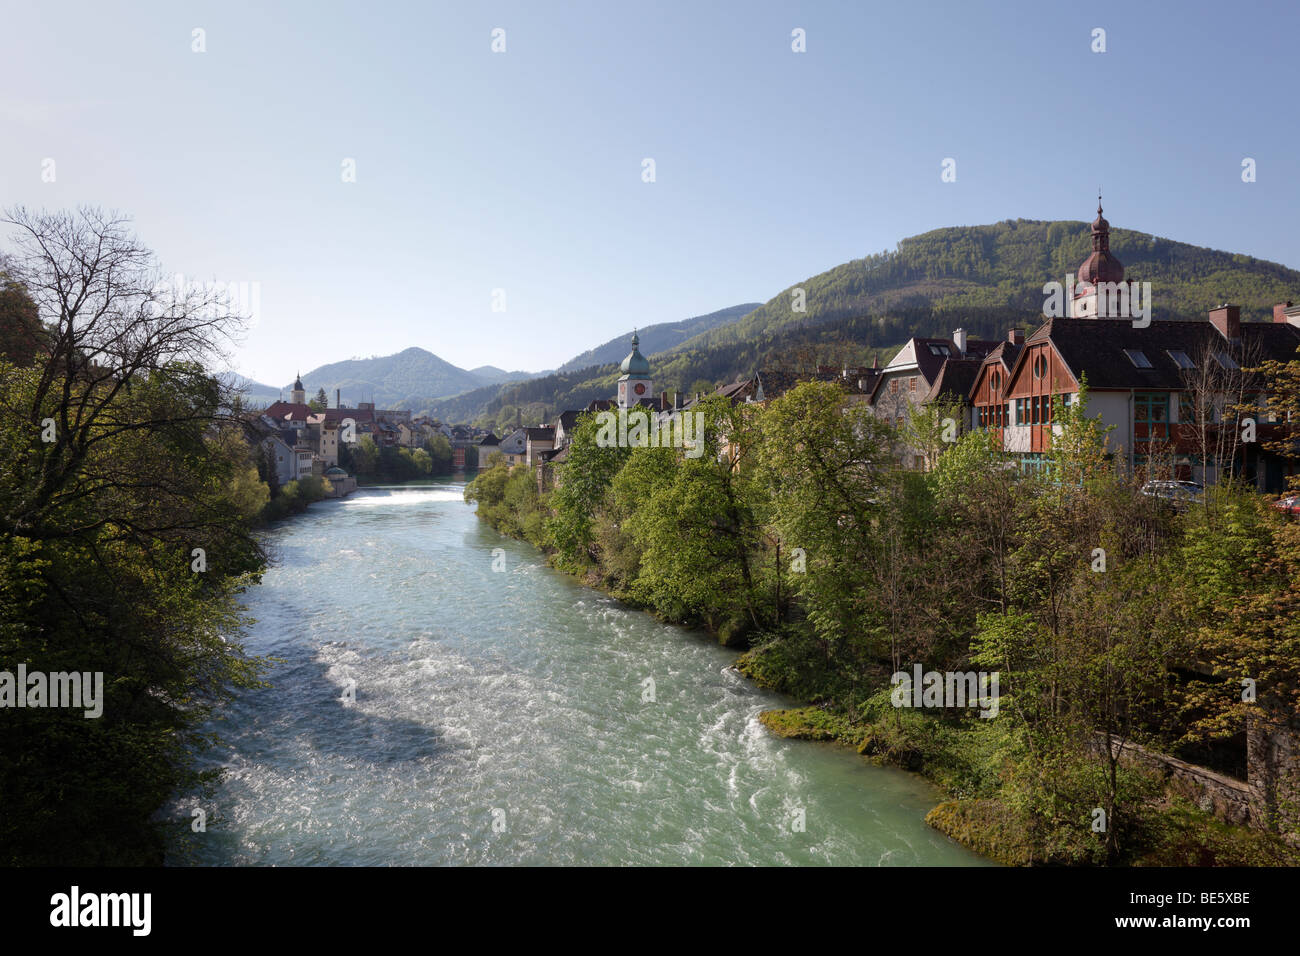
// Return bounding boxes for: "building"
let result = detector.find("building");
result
[616,330,653,409]
[499,427,527,467]
[524,426,556,467]
[870,330,998,429]
[963,204,1300,490]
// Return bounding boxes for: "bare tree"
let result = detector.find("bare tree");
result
[1,205,251,545]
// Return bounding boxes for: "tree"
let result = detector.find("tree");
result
[0,206,267,864]
[310,387,328,411]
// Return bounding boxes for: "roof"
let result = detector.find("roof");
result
[524,426,555,442]
[1022,317,1300,391]
[924,358,982,405]
[619,332,650,376]
[499,428,527,453]
[263,400,315,422]
[555,409,581,433]
[478,433,500,446]
[879,336,1000,393]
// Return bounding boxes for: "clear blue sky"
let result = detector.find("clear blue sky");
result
[3,0,1297,386]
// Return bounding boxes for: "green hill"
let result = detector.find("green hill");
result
[439,219,1300,428]
[555,303,761,372]
[673,219,1300,354]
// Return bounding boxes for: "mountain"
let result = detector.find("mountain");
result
[276,347,497,407]
[467,365,542,387]
[436,219,1300,428]
[225,373,283,407]
[555,303,762,373]
[672,219,1300,355]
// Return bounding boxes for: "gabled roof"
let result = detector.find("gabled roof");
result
[1018,317,1300,391]
[478,432,500,446]
[500,428,528,453]
[923,358,982,405]
[263,400,314,422]
[555,409,581,433]
[524,426,555,442]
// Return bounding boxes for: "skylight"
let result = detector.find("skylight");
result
[1213,351,1240,370]
[1123,349,1153,369]
[927,344,951,356]
[1167,350,1195,369]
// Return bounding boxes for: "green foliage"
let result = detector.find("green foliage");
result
[466,367,1300,865]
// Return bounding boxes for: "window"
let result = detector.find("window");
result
[1033,354,1048,378]
[1179,392,1196,424]
[1003,402,1010,425]
[1213,351,1240,370]
[909,377,917,393]
[1134,392,1169,439]
[927,344,951,357]
[1123,349,1153,369]
[990,369,1002,391]
[890,379,899,394]
[1167,350,1194,369]
[1015,397,1026,424]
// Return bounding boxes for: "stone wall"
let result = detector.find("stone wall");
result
[1099,722,1300,845]
[1100,735,1254,827]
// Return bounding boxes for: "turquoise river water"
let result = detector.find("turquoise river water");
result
[170,480,991,866]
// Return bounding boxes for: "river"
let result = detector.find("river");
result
[171,480,990,866]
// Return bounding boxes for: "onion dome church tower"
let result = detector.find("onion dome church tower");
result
[291,372,306,405]
[1072,196,1126,318]
[617,330,652,409]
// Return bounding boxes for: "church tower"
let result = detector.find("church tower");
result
[616,331,652,409]
[1072,197,1126,318]
[291,372,306,405]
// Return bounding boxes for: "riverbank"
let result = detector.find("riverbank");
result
[463,453,1300,867]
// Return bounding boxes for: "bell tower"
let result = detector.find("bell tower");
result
[616,330,652,409]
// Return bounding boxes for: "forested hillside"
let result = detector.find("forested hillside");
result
[677,219,1300,354]
[423,220,1300,426]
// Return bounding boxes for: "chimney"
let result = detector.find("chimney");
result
[1008,328,1024,345]
[1274,301,1295,324]
[673,390,680,410]
[660,390,669,410]
[1209,304,1241,341]
[335,388,341,408]
[953,328,968,356]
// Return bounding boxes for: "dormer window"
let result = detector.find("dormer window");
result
[1123,349,1153,369]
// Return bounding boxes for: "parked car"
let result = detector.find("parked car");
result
[1140,479,1204,510]
[1272,494,1300,517]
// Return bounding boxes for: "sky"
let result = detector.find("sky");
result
[3,0,1298,387]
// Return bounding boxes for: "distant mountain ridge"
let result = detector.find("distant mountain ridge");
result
[239,218,1300,425]
[233,303,760,413]
[555,303,761,372]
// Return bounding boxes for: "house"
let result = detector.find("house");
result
[259,432,297,487]
[970,307,1300,489]
[524,426,556,467]
[499,427,528,467]
[870,330,998,429]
